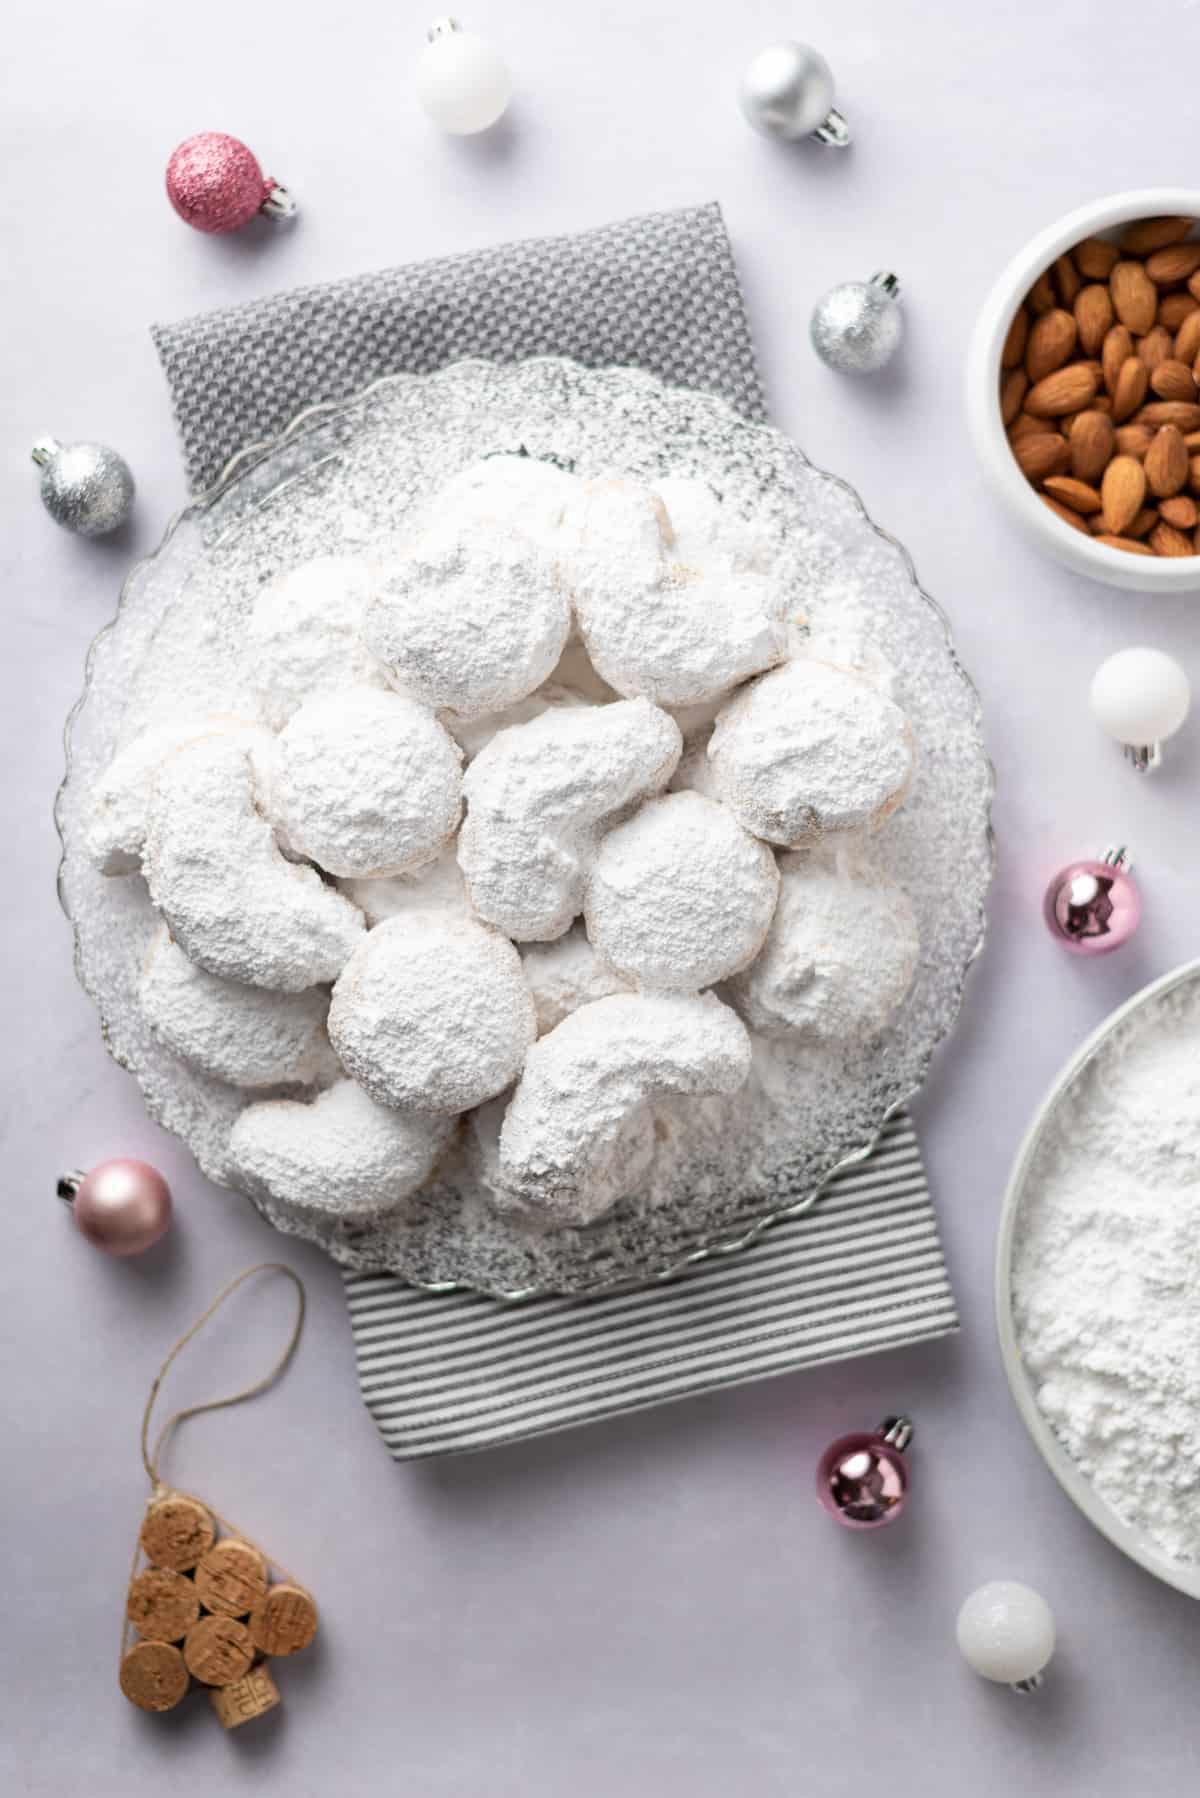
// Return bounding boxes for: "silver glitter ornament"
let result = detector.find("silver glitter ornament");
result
[739,41,849,147]
[32,437,135,536]
[810,274,903,374]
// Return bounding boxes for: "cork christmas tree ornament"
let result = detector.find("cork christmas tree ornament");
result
[118,1263,319,1729]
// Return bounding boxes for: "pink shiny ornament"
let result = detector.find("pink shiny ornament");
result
[816,1416,911,1529]
[58,1159,172,1256]
[1043,846,1141,957]
[165,132,295,235]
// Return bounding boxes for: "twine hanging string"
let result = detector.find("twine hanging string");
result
[122,1263,308,1662]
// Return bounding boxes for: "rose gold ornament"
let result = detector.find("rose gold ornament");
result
[165,132,295,235]
[57,1158,172,1255]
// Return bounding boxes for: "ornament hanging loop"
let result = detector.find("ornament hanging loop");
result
[140,1262,306,1489]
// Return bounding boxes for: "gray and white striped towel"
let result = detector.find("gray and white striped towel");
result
[153,203,957,1460]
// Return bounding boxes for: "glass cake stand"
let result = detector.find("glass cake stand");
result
[57,357,993,1298]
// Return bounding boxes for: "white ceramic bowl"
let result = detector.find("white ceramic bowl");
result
[966,188,1200,593]
[995,959,1200,1600]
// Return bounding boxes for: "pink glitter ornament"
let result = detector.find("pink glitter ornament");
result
[57,1159,172,1256]
[1043,846,1140,957]
[165,132,295,235]
[815,1416,911,1529]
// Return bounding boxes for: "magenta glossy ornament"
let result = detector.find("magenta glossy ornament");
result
[1043,846,1140,957]
[57,1159,172,1256]
[165,133,295,235]
[815,1415,912,1529]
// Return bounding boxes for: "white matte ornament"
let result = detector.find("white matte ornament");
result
[738,41,849,146]
[1089,647,1191,772]
[956,1582,1055,1693]
[417,18,512,134]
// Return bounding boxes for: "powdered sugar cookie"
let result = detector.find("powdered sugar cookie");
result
[248,556,387,730]
[458,697,682,941]
[471,1088,655,1225]
[562,477,789,706]
[425,453,579,550]
[495,991,751,1226]
[328,914,536,1113]
[140,928,337,1088]
[229,1080,456,1222]
[144,734,365,991]
[363,528,571,719]
[708,659,915,846]
[269,687,463,879]
[520,924,634,1034]
[337,844,468,928]
[585,791,779,991]
[729,846,919,1043]
[85,714,268,876]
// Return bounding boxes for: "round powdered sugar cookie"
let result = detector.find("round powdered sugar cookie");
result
[85,714,268,876]
[229,1080,456,1221]
[328,914,536,1113]
[247,556,387,730]
[708,658,915,846]
[585,791,780,991]
[457,697,682,941]
[363,527,571,719]
[561,477,790,706]
[495,991,752,1226]
[269,687,463,879]
[728,847,919,1043]
[140,928,337,1088]
[144,734,365,991]
[520,924,634,1035]
[423,454,579,550]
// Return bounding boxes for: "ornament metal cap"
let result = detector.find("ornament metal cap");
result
[427,15,461,40]
[879,1414,914,1452]
[56,1169,85,1204]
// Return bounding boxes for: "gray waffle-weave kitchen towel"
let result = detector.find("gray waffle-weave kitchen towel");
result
[152,202,957,1458]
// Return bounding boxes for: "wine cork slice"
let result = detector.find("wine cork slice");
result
[182,1614,255,1686]
[194,1539,268,1618]
[140,1494,215,1572]
[119,1640,190,1713]
[249,1583,319,1656]
[209,1663,281,1730]
[126,1566,201,1642]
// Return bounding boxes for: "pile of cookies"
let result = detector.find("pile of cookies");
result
[118,1490,317,1728]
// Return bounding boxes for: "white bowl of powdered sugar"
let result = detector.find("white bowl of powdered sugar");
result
[998,959,1200,1599]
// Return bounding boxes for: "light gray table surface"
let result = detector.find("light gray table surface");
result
[5,1,1200,1791]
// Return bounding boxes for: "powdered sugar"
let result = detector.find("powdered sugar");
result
[247,556,387,730]
[585,790,779,991]
[1012,976,1200,1563]
[520,924,633,1034]
[85,714,264,875]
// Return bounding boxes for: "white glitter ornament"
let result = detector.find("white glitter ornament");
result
[810,274,903,375]
[956,1582,1055,1694]
[417,19,512,135]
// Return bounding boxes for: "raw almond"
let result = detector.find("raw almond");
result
[1145,242,1200,284]
[1120,216,1194,255]
[1135,401,1200,430]
[1159,494,1198,528]
[1158,292,1199,331]
[1025,308,1077,382]
[1001,306,1029,371]
[1150,520,1194,556]
[1014,432,1070,483]
[1102,324,1133,393]
[1008,411,1045,443]
[1189,453,1200,493]
[1111,356,1149,422]
[1144,424,1189,496]
[1041,494,1090,534]
[1000,368,1027,424]
[1184,431,1200,449]
[1043,475,1102,514]
[1111,261,1159,334]
[1075,237,1120,279]
[1072,284,1113,356]
[1136,325,1173,370]
[1100,454,1147,533]
[1127,506,1160,538]
[1150,359,1197,402]
[1095,533,1155,554]
[1026,363,1099,417]
[1115,423,1155,457]
[1069,410,1115,483]
[1174,309,1200,365]
[1028,271,1056,314]
[1188,270,1200,303]
[1052,253,1081,305]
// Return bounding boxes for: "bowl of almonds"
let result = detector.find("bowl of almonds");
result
[967,188,1200,589]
